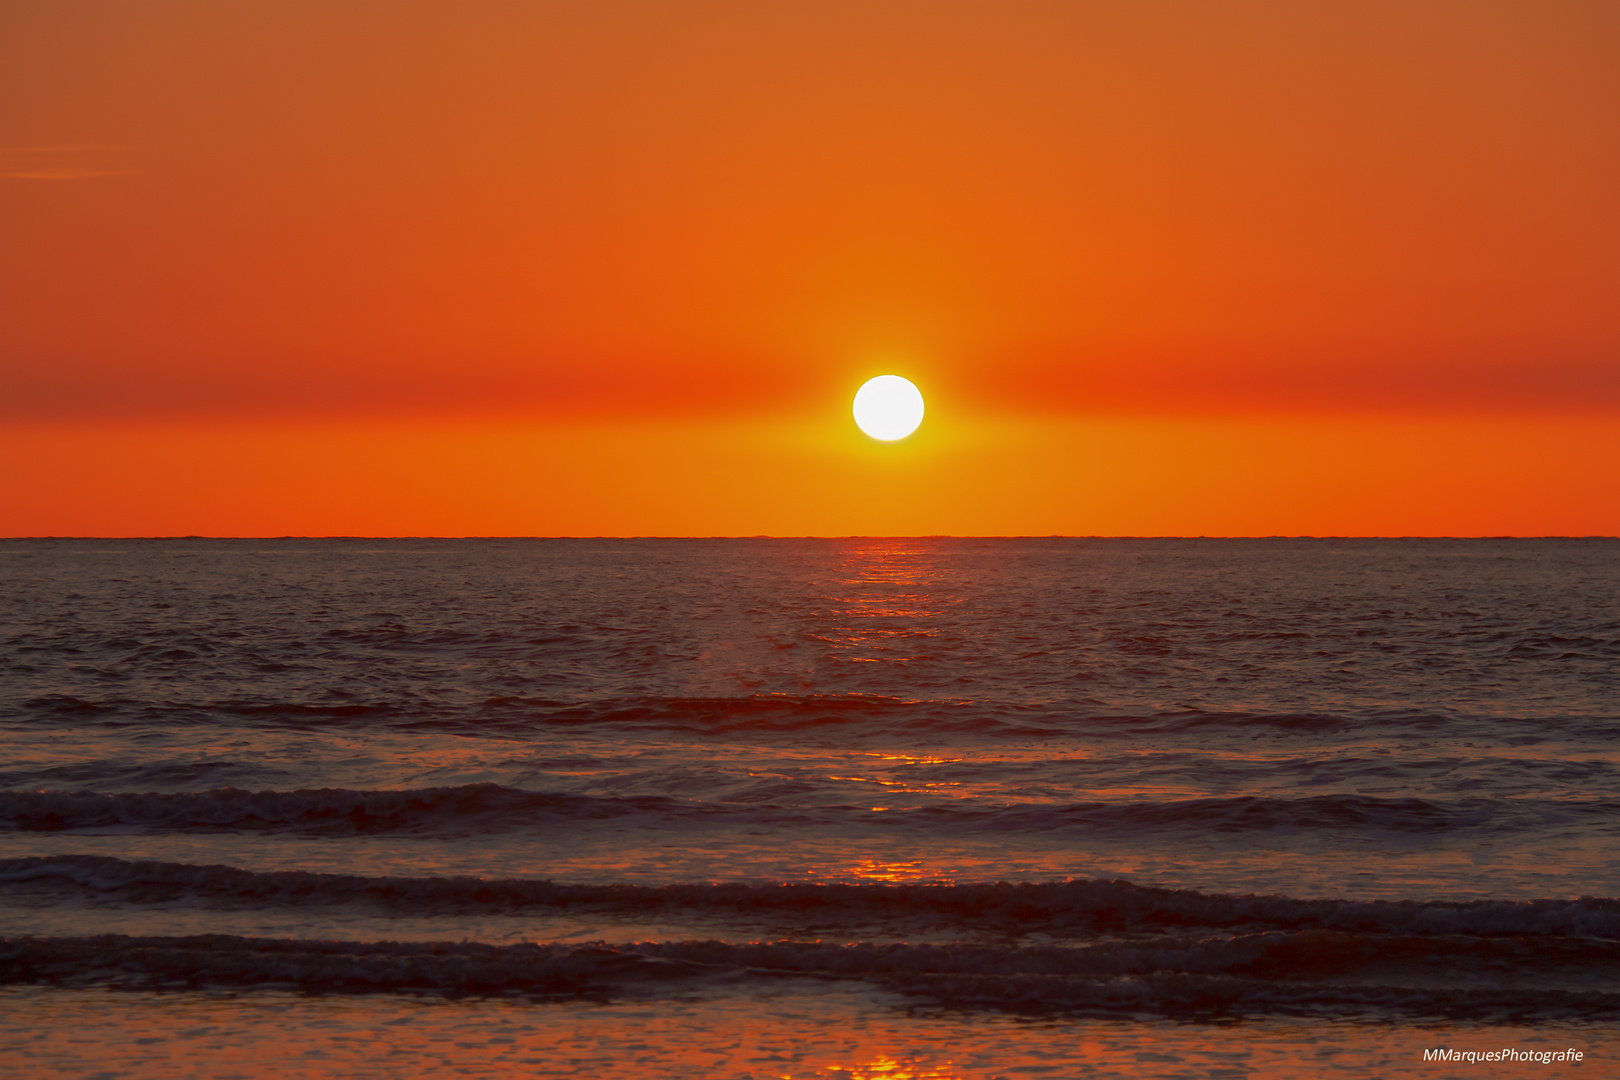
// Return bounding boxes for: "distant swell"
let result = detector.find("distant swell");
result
[16,692,976,736]
[4,932,1618,1019]
[23,692,1612,742]
[5,856,1619,938]
[0,785,694,835]
[3,785,1613,838]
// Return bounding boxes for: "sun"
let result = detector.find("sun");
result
[852,375,925,441]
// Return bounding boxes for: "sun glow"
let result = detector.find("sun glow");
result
[852,375,925,441]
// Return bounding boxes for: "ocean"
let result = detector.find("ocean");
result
[2,537,1616,1077]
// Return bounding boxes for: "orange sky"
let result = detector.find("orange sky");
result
[3,1,1618,536]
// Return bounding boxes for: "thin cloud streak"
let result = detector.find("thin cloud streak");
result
[1,169,121,179]
[0,146,125,179]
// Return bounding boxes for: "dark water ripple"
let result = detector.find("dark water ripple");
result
[7,856,1620,1018]
[4,538,1618,728]
[4,785,1617,839]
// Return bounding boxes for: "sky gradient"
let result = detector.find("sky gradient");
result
[3,1,1618,535]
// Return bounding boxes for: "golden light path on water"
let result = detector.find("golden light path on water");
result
[5,985,1611,1079]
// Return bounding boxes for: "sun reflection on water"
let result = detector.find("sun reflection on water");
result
[848,858,953,884]
[800,1055,960,1079]
[823,541,953,662]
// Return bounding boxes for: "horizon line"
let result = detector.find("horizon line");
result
[3,535,1617,543]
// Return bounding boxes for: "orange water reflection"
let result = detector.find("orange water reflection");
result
[824,542,947,661]
[848,859,953,885]
[802,1055,960,1079]
[828,773,962,795]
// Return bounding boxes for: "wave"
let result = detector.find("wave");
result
[4,932,1617,1019]
[10,692,1055,737]
[0,761,294,794]
[0,786,697,835]
[6,856,1619,938]
[476,693,947,734]
[19,692,1617,742]
[3,785,1613,837]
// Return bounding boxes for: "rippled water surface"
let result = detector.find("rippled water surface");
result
[2,538,1617,1075]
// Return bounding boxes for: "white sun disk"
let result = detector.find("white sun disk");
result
[852,375,925,441]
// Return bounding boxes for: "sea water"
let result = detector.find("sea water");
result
[2,538,1617,1076]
